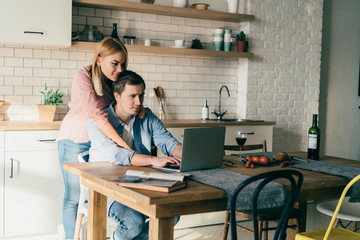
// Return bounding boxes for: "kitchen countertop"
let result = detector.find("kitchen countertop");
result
[0,120,275,131]
[0,121,62,131]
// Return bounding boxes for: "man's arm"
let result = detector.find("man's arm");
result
[171,144,182,158]
[130,153,181,167]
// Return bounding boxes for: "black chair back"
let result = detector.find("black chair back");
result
[230,170,303,240]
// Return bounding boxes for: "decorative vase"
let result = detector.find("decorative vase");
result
[33,104,57,122]
[227,0,239,13]
[236,41,248,52]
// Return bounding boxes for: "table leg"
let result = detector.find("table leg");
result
[87,188,107,240]
[288,201,307,240]
[149,217,174,240]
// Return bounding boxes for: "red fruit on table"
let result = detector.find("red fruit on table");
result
[259,156,269,163]
[252,156,260,162]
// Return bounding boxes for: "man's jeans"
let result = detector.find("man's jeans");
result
[58,139,91,239]
[109,201,180,240]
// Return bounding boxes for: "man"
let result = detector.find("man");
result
[86,70,182,240]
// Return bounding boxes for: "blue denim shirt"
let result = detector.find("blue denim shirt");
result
[86,102,181,165]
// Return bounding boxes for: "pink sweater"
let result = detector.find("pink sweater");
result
[57,67,114,143]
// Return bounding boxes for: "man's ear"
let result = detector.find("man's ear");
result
[114,92,121,101]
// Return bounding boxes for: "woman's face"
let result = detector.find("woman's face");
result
[96,51,126,81]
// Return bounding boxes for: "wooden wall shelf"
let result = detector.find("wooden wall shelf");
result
[73,0,255,23]
[68,41,254,58]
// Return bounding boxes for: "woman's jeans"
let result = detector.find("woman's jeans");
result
[58,139,91,239]
[109,201,180,240]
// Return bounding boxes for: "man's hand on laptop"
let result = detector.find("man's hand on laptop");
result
[152,156,181,167]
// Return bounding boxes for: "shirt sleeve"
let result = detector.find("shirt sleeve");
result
[86,119,135,165]
[148,110,181,156]
[72,68,109,129]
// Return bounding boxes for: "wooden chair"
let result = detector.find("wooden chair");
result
[296,175,360,240]
[230,170,303,240]
[222,140,302,240]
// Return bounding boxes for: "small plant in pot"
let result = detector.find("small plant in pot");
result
[236,31,248,52]
[33,84,64,122]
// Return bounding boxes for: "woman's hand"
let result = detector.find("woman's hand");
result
[136,105,146,119]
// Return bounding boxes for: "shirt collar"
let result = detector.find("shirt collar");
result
[107,102,135,128]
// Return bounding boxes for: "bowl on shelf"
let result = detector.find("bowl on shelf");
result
[192,3,209,10]
[140,0,155,4]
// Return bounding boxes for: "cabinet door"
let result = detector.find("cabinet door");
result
[4,150,63,237]
[0,132,4,237]
[0,0,71,46]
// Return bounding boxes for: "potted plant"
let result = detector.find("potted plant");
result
[236,31,248,52]
[33,84,64,122]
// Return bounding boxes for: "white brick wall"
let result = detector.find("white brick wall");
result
[0,0,323,153]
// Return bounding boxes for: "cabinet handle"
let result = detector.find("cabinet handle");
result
[9,158,14,178]
[24,31,44,35]
[37,139,56,143]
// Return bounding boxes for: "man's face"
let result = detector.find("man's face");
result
[96,51,126,81]
[114,83,145,118]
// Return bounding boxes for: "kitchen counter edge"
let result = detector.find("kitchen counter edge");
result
[0,120,276,131]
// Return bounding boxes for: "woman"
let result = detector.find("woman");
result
[57,37,132,239]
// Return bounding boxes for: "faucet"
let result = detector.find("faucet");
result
[212,85,230,120]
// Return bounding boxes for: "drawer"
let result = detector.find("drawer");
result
[5,130,58,152]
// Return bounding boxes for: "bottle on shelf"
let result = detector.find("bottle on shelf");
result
[111,23,120,40]
[307,114,320,160]
[201,100,209,120]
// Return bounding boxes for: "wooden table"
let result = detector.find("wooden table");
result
[64,152,360,240]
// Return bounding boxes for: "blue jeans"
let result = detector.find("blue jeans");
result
[109,201,180,240]
[58,139,91,239]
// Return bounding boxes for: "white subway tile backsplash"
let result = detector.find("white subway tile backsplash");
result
[79,7,95,16]
[0,47,14,57]
[15,48,32,58]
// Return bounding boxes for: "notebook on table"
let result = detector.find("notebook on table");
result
[156,126,226,172]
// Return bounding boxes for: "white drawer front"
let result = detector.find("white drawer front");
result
[5,130,58,152]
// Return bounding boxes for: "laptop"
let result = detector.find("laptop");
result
[157,126,226,172]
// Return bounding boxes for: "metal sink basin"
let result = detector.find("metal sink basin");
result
[208,119,264,122]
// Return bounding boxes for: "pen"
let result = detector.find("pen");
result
[292,156,309,163]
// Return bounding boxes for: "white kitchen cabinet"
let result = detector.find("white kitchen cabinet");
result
[2,130,63,238]
[0,0,71,46]
[0,131,4,236]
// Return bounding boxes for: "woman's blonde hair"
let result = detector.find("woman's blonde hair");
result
[89,37,128,96]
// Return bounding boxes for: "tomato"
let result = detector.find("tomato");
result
[259,156,269,163]
[252,156,260,162]
[250,163,255,169]
[245,161,251,168]
[246,156,252,161]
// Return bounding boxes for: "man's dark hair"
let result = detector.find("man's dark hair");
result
[113,70,146,94]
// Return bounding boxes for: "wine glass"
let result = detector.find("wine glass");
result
[236,131,248,160]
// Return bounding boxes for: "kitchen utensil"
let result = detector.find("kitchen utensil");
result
[156,86,166,120]
[192,3,209,10]
[153,88,166,120]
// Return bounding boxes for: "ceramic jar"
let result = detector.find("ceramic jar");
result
[173,0,188,8]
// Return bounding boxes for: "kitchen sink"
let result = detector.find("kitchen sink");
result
[208,119,264,122]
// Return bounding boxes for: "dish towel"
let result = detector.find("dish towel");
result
[186,168,286,211]
[239,152,360,202]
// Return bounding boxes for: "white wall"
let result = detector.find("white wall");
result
[0,0,323,152]
[319,0,360,161]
